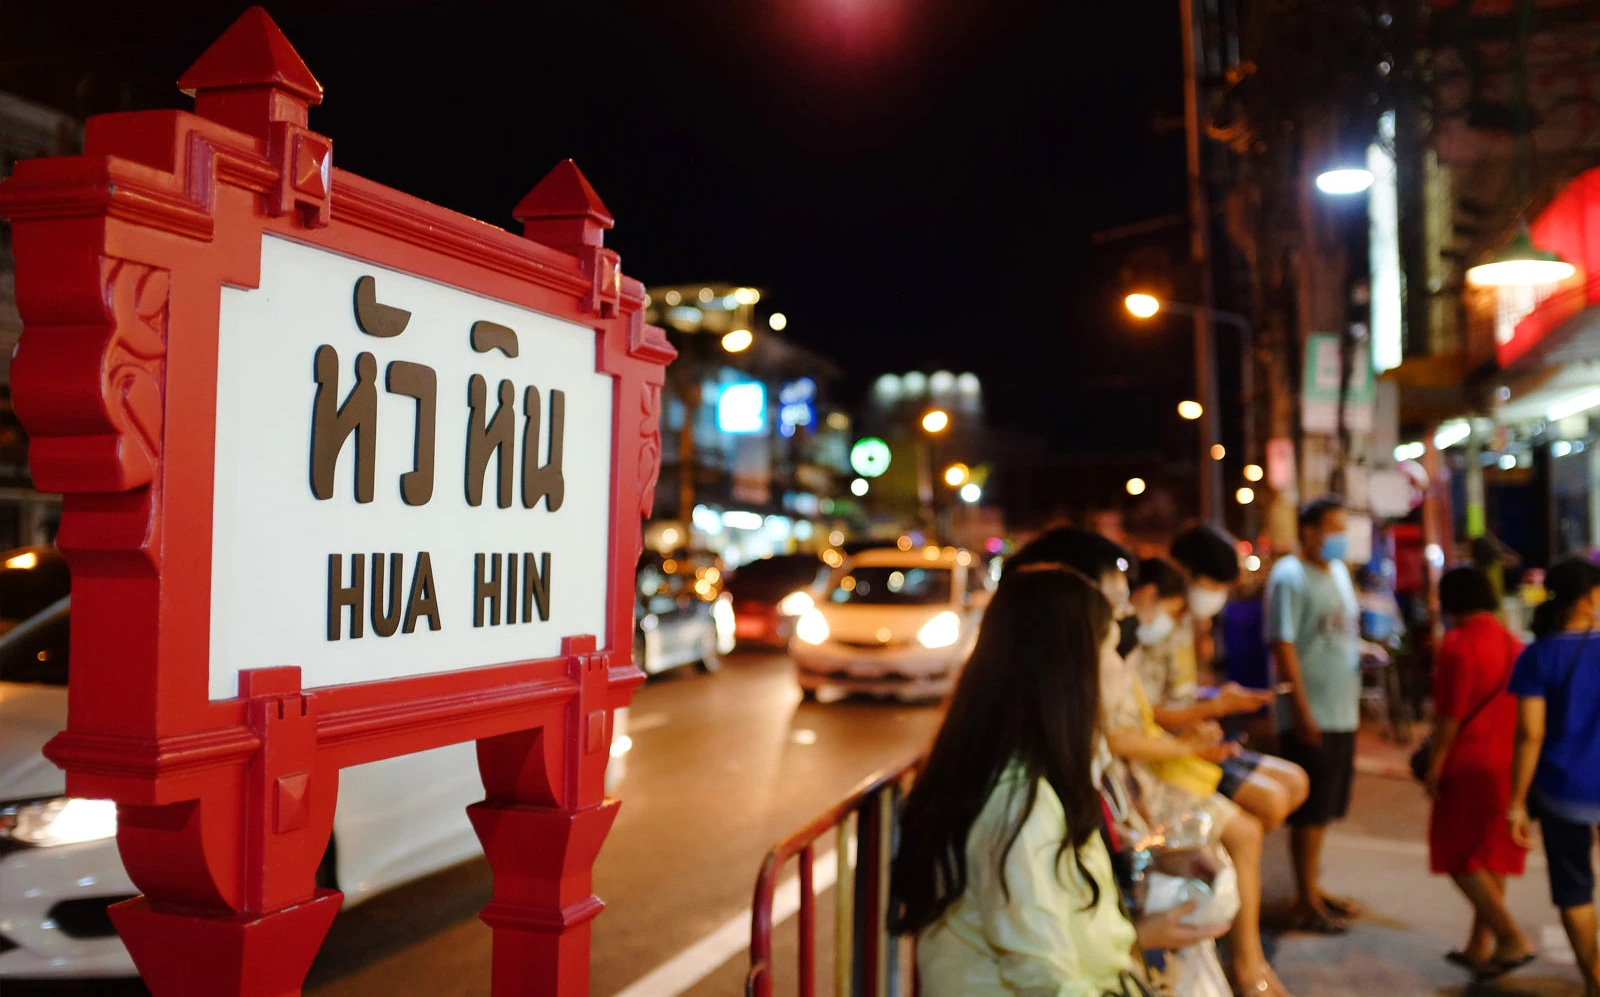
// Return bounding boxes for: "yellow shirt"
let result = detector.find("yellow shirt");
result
[917,765,1142,996]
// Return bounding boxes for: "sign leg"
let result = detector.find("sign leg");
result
[112,890,341,997]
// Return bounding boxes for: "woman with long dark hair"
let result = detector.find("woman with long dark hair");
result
[892,565,1225,995]
[1509,557,1600,997]
[1424,566,1531,979]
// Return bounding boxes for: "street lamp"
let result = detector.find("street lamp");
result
[1178,400,1204,421]
[1314,167,1376,196]
[1126,477,1147,497]
[1124,292,1256,527]
[721,328,753,353]
[1243,463,1264,482]
[1210,444,1226,460]
[1236,486,1256,505]
[921,409,950,434]
[1465,227,1577,288]
[959,482,982,504]
[943,463,970,487]
[1124,292,1161,319]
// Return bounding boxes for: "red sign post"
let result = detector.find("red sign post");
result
[0,9,672,995]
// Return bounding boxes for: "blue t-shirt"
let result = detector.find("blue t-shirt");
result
[1508,632,1600,819]
[1265,554,1361,733]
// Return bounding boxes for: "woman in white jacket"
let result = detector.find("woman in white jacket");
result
[892,564,1227,995]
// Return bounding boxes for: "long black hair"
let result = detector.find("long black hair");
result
[1531,557,1600,640]
[890,565,1113,935]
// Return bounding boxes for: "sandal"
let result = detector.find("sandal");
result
[1320,894,1364,919]
[1445,951,1477,968]
[1286,906,1349,935]
[1474,953,1536,981]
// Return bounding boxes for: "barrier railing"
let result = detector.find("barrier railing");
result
[746,756,922,997]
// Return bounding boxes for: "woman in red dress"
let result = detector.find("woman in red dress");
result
[1426,566,1534,979]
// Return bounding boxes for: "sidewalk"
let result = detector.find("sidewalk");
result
[1264,732,1582,997]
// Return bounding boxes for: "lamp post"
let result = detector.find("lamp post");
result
[1124,294,1255,531]
[917,409,949,540]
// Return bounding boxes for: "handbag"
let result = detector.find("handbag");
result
[1410,628,1516,782]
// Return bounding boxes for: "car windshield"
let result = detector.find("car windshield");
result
[828,566,952,606]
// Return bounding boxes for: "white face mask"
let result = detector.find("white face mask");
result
[1188,586,1228,620]
[1137,611,1176,646]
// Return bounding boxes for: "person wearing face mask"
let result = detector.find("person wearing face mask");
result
[1134,556,1309,834]
[1265,496,1362,934]
[1170,525,1239,670]
[1009,530,1294,996]
[1508,557,1600,997]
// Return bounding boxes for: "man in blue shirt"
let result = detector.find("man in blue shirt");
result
[1266,496,1361,934]
[1508,556,1600,997]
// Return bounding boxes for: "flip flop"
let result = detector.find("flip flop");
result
[1286,907,1349,935]
[1321,894,1364,918]
[1475,953,1536,981]
[1445,951,1476,968]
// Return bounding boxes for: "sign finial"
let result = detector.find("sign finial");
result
[515,160,615,256]
[178,7,323,138]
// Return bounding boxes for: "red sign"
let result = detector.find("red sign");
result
[0,9,672,996]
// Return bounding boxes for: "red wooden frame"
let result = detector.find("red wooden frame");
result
[0,9,672,996]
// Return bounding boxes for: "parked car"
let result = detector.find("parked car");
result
[789,545,988,701]
[634,551,735,675]
[726,553,833,647]
[0,546,600,981]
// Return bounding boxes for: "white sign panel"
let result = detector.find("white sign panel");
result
[209,235,613,700]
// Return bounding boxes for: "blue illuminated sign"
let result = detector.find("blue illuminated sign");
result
[778,377,817,438]
[716,381,767,435]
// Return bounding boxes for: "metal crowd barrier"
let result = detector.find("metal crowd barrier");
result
[746,756,923,997]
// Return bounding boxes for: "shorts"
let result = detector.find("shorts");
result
[1535,802,1599,909]
[1217,750,1265,800]
[1278,730,1356,828]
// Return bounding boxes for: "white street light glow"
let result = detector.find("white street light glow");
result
[1178,400,1203,421]
[721,328,754,353]
[1236,487,1256,505]
[1126,477,1147,496]
[768,312,788,331]
[1315,168,1376,195]
[1243,463,1264,482]
[921,409,950,433]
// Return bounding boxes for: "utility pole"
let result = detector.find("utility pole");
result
[1181,0,1224,526]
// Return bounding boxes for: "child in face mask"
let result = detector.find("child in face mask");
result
[1134,551,1313,838]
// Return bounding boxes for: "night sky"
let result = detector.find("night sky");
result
[2,0,1200,458]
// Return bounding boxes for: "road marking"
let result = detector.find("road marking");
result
[611,845,844,997]
[1326,831,1546,869]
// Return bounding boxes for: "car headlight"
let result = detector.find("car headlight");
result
[917,611,962,650]
[712,595,737,650]
[796,608,831,646]
[0,797,118,848]
[779,590,815,616]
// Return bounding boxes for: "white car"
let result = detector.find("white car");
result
[0,584,490,980]
[789,546,987,701]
